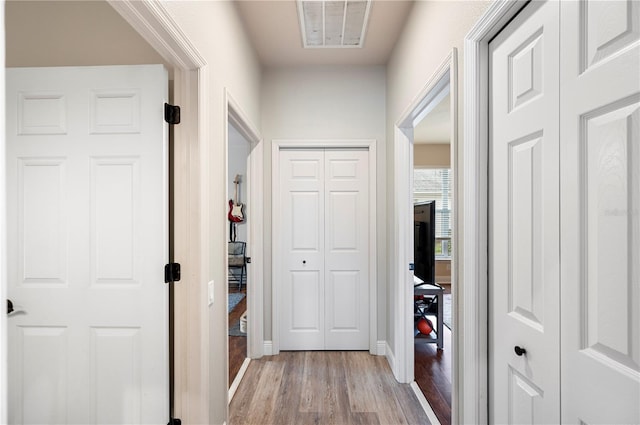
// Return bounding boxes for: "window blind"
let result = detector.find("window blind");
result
[413,168,452,238]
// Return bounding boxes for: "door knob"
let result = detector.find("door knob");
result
[7,299,14,315]
[302,260,306,265]
[514,346,527,356]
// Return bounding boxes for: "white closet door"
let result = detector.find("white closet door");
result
[324,150,369,350]
[560,1,640,423]
[489,1,561,423]
[6,65,169,424]
[279,150,326,350]
[279,149,370,350]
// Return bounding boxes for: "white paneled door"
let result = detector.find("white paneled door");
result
[490,0,640,423]
[489,2,561,423]
[279,149,369,350]
[6,65,169,424]
[560,1,640,423]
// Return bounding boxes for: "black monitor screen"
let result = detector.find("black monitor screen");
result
[414,201,435,285]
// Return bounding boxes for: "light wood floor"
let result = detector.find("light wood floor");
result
[229,351,431,425]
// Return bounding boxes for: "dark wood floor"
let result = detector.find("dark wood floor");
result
[230,351,431,425]
[415,325,452,425]
[229,288,247,386]
[415,283,452,425]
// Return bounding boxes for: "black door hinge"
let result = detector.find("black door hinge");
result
[165,263,181,283]
[167,418,181,425]
[164,103,181,125]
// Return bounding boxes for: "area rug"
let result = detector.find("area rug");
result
[228,292,245,313]
[229,317,246,337]
[443,294,452,329]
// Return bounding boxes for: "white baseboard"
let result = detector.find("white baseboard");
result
[263,340,273,356]
[410,381,441,425]
[376,340,387,356]
[228,358,251,403]
[385,342,397,377]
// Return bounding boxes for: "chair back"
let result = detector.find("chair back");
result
[228,241,246,257]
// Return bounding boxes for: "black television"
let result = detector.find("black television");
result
[414,201,436,285]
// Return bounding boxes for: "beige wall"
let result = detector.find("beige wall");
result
[261,65,387,341]
[414,143,451,168]
[6,1,172,75]
[385,0,491,351]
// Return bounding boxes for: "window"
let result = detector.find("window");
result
[414,168,452,258]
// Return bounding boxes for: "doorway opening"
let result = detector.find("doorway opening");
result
[412,92,454,425]
[225,93,264,402]
[227,121,250,388]
[393,49,458,425]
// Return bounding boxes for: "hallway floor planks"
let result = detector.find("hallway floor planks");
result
[229,351,431,425]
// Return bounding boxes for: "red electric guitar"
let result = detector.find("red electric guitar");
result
[228,174,245,223]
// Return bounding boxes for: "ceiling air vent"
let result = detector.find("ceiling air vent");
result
[297,0,372,48]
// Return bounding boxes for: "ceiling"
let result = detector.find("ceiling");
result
[414,94,450,144]
[234,0,414,67]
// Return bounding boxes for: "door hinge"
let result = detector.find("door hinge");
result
[164,103,181,125]
[167,418,181,425]
[165,263,181,283]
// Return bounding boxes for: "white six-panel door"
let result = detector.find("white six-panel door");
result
[489,2,561,423]
[560,1,640,423]
[6,65,169,424]
[490,0,640,423]
[279,149,369,351]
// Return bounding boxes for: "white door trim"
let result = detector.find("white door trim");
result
[106,1,211,423]
[391,46,458,405]
[225,89,264,360]
[271,139,377,355]
[462,1,528,424]
[0,3,6,422]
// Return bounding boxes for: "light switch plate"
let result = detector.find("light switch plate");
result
[208,280,214,306]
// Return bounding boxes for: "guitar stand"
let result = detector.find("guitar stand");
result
[229,221,237,242]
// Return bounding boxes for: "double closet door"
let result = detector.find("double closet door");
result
[278,149,370,351]
[490,1,639,423]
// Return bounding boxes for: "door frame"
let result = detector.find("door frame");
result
[271,139,378,355]
[462,1,529,423]
[392,46,458,395]
[104,1,211,423]
[225,89,264,361]
[1,2,6,422]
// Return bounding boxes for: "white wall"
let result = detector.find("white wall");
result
[261,65,387,343]
[228,123,250,244]
[160,3,262,424]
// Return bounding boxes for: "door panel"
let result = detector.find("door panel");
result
[7,65,169,424]
[561,1,640,422]
[280,150,325,350]
[324,150,369,350]
[489,1,560,423]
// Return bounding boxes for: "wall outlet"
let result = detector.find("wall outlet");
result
[208,280,214,306]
